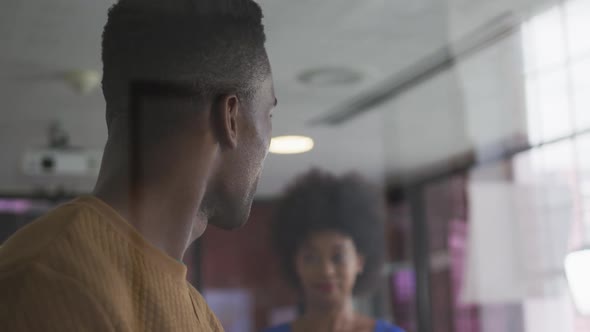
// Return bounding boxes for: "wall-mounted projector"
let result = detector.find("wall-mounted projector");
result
[22,148,102,177]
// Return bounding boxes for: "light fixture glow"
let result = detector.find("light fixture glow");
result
[62,69,102,95]
[565,248,590,315]
[269,136,314,155]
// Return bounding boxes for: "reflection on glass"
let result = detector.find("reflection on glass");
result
[524,69,572,143]
[565,0,590,59]
[524,76,542,145]
[577,134,590,180]
[537,69,571,141]
[571,59,590,131]
[524,7,566,71]
[541,137,575,175]
[522,0,590,144]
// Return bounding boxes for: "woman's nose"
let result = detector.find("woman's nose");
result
[318,260,336,277]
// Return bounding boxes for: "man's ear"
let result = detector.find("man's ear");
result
[213,94,240,149]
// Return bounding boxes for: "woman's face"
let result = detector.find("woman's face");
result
[294,231,364,307]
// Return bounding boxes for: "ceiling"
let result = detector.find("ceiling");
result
[0,0,556,197]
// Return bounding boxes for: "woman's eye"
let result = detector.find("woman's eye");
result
[332,253,345,264]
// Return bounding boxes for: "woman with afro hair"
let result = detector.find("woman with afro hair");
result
[264,169,403,332]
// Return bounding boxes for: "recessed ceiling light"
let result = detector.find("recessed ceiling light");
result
[298,66,363,86]
[269,136,314,155]
[62,69,101,95]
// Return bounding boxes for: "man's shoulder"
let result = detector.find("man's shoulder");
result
[0,200,127,331]
[0,198,123,302]
[0,260,116,331]
[187,285,212,311]
[0,199,100,270]
[187,284,225,331]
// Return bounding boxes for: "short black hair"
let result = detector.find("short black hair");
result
[101,0,269,130]
[272,169,387,295]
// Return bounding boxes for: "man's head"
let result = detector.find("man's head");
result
[101,0,276,230]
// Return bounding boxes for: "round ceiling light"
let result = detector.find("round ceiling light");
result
[62,69,102,95]
[269,136,314,155]
[298,66,363,86]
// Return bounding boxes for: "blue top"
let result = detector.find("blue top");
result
[263,320,404,332]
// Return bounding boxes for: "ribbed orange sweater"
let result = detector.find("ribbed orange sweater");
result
[0,196,223,331]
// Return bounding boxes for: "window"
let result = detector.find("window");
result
[523,0,590,143]
[519,1,590,330]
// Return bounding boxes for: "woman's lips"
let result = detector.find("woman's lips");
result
[312,282,337,293]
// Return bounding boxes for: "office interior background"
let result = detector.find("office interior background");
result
[1,0,589,331]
